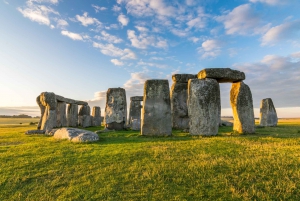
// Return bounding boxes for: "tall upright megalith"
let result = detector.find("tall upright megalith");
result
[36,95,45,130]
[230,82,255,134]
[105,88,127,130]
[40,92,57,132]
[187,78,220,136]
[128,96,143,130]
[78,105,92,128]
[67,104,78,127]
[56,102,67,127]
[259,98,278,126]
[171,74,196,129]
[92,106,101,126]
[141,80,172,136]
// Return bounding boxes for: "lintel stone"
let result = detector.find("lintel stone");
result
[198,68,245,83]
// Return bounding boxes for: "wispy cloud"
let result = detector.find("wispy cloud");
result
[76,12,101,27]
[93,42,137,59]
[118,14,129,26]
[92,4,107,13]
[61,30,83,40]
[111,59,124,66]
[95,31,123,43]
[198,39,223,58]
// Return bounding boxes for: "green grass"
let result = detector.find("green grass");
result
[1,121,300,200]
[0,118,40,125]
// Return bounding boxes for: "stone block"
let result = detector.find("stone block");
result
[198,68,245,83]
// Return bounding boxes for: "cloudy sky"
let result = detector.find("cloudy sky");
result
[0,0,299,117]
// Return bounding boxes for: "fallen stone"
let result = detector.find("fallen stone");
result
[198,68,245,83]
[141,79,172,136]
[54,128,99,142]
[259,98,278,127]
[230,81,255,134]
[105,88,127,130]
[187,78,220,136]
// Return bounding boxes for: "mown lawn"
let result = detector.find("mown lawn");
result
[0,120,300,200]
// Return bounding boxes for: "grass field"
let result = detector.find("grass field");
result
[0,118,40,125]
[1,119,300,200]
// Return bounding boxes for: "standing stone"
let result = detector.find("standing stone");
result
[36,95,45,130]
[230,82,255,134]
[259,98,278,126]
[56,102,67,127]
[141,80,172,136]
[104,88,127,130]
[78,105,92,128]
[40,92,57,132]
[128,96,143,128]
[67,104,78,127]
[92,106,101,126]
[187,78,220,136]
[171,74,196,130]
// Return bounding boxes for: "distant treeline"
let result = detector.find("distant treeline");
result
[0,114,40,118]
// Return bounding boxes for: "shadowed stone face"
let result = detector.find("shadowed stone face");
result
[56,102,67,127]
[67,104,78,127]
[92,106,101,126]
[105,88,127,130]
[230,82,255,134]
[187,78,220,136]
[36,95,45,130]
[259,98,278,126]
[198,68,245,83]
[128,96,143,129]
[141,79,172,136]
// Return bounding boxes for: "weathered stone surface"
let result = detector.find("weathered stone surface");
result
[78,105,90,116]
[78,115,92,128]
[67,104,78,127]
[56,102,67,127]
[131,119,141,131]
[128,96,142,127]
[53,128,99,142]
[40,92,57,109]
[172,74,197,83]
[141,79,172,136]
[198,68,245,83]
[92,106,101,126]
[104,88,127,130]
[25,130,45,135]
[170,81,189,129]
[230,82,255,134]
[187,78,220,136]
[39,92,57,132]
[56,95,88,105]
[36,95,45,130]
[259,98,278,126]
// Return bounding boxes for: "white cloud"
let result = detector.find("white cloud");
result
[137,61,169,69]
[95,31,123,43]
[29,0,59,4]
[61,30,83,40]
[216,4,270,35]
[186,0,196,6]
[187,17,206,30]
[93,42,137,59]
[76,12,101,26]
[188,37,201,43]
[92,4,107,13]
[261,20,300,46]
[112,5,121,12]
[127,30,168,49]
[249,0,283,5]
[135,26,149,32]
[198,39,222,58]
[118,14,129,26]
[56,19,68,29]
[17,4,59,26]
[111,59,124,66]
[170,29,189,37]
[291,52,300,58]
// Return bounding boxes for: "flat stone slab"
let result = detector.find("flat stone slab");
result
[56,95,88,105]
[172,74,197,83]
[130,96,143,101]
[53,128,99,142]
[197,68,245,83]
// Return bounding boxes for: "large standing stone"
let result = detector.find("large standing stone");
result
[104,88,127,130]
[53,128,99,142]
[67,104,78,127]
[198,68,245,83]
[187,78,220,136]
[36,95,45,130]
[141,80,172,136]
[230,82,255,134]
[259,98,278,126]
[92,106,101,126]
[78,105,92,128]
[171,74,196,129]
[56,102,67,127]
[128,96,143,128]
[40,92,57,132]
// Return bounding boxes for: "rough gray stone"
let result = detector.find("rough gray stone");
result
[55,95,88,105]
[198,68,245,83]
[131,119,141,131]
[36,95,45,130]
[67,104,78,127]
[141,79,172,136]
[92,106,101,126]
[187,78,220,136]
[172,74,197,83]
[259,98,278,127]
[78,105,92,127]
[40,92,57,132]
[104,88,127,130]
[170,81,189,129]
[78,105,90,116]
[56,102,67,127]
[128,96,142,127]
[230,81,255,134]
[53,128,99,142]
[40,92,57,110]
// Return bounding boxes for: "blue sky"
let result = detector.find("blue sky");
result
[0,0,299,117]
